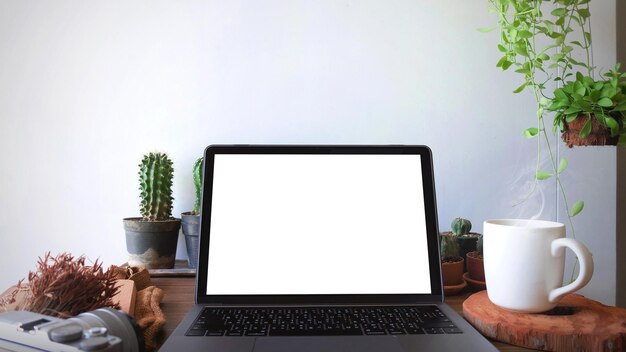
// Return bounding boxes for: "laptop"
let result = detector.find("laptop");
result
[160,145,497,352]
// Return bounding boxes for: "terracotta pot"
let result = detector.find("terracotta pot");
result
[466,251,485,282]
[562,114,620,148]
[441,257,465,286]
[456,233,481,271]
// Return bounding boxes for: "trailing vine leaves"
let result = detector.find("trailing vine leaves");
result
[483,0,596,241]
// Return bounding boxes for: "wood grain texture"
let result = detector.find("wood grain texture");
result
[463,291,626,351]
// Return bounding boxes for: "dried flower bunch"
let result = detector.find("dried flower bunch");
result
[0,252,119,318]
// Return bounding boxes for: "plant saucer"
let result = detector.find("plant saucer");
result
[463,272,486,291]
[443,280,467,296]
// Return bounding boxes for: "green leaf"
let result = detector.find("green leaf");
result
[496,56,507,68]
[598,98,613,107]
[601,86,617,99]
[564,107,582,115]
[538,53,550,61]
[576,71,584,81]
[518,30,533,39]
[497,44,507,52]
[606,117,619,135]
[513,82,528,93]
[543,20,554,33]
[513,44,528,57]
[579,100,592,111]
[558,158,569,173]
[555,89,568,101]
[556,16,565,27]
[574,82,587,95]
[578,8,591,19]
[536,171,552,181]
[478,26,497,33]
[571,200,584,217]
[570,58,588,68]
[551,8,567,17]
[580,117,593,138]
[524,127,539,138]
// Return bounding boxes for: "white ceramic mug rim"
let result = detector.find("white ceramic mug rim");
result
[484,219,565,229]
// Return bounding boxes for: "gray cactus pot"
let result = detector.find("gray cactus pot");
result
[123,217,181,269]
[181,212,200,269]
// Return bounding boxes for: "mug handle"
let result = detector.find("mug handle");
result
[548,238,594,303]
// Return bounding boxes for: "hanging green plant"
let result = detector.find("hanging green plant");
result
[549,67,626,147]
[483,0,626,147]
[483,0,624,281]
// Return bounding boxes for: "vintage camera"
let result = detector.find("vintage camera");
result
[0,308,144,352]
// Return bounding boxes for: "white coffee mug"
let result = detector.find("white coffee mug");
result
[483,219,593,313]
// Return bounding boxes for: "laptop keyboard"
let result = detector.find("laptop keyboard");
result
[186,305,462,337]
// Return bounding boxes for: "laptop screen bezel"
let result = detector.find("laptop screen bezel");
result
[195,145,443,305]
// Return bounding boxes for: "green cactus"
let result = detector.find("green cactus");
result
[192,157,203,215]
[139,152,174,221]
[451,217,472,236]
[476,235,483,256]
[440,233,460,261]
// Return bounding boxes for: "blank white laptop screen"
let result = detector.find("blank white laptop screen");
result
[206,154,431,295]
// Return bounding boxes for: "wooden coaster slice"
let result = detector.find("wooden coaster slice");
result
[462,291,626,351]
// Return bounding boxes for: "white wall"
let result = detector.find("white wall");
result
[0,0,617,304]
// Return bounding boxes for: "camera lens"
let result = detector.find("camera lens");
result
[68,308,145,352]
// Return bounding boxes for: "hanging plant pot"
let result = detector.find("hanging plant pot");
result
[562,115,619,148]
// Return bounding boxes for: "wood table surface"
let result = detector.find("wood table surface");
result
[151,276,535,351]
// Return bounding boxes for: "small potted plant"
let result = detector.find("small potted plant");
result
[440,233,465,292]
[464,235,486,291]
[181,157,203,269]
[123,152,181,269]
[448,218,481,271]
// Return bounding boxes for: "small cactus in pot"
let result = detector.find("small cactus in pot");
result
[192,157,203,215]
[440,233,465,288]
[440,233,461,263]
[182,157,204,269]
[450,217,481,271]
[139,152,175,221]
[124,152,181,269]
[451,217,472,236]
